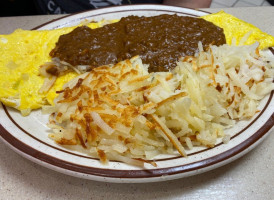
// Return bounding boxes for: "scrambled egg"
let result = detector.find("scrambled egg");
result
[0,12,274,115]
[201,11,274,49]
[0,21,115,115]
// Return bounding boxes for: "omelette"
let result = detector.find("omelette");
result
[0,12,274,116]
[0,21,115,115]
[201,11,274,49]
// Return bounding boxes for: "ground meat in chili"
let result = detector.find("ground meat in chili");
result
[49,14,226,73]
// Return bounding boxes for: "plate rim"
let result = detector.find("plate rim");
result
[0,5,273,183]
[32,4,211,30]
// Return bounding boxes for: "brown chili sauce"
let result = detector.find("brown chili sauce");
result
[50,14,226,73]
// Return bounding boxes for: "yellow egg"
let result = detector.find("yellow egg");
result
[201,11,274,49]
[0,20,116,115]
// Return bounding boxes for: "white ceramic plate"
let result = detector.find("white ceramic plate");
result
[0,5,273,183]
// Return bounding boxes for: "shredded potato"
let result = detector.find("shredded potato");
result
[48,43,274,166]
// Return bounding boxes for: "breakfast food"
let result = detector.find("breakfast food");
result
[48,42,274,166]
[0,11,273,167]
